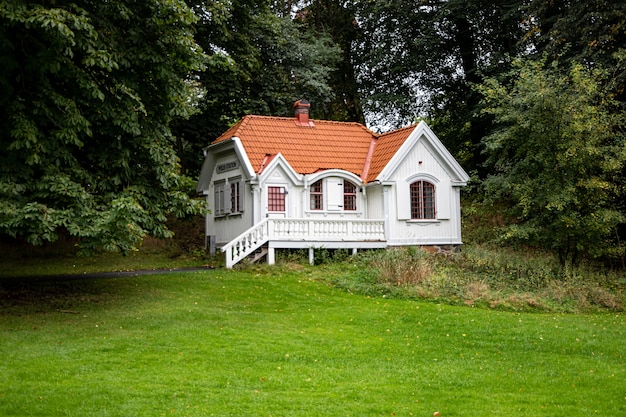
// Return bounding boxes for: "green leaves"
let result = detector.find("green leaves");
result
[0,1,208,253]
[478,56,626,265]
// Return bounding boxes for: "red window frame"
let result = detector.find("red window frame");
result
[310,180,323,210]
[343,181,357,211]
[410,181,435,219]
[268,186,286,212]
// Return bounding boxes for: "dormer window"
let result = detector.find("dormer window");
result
[308,177,358,212]
[343,181,357,211]
[310,180,323,210]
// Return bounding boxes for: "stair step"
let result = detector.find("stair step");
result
[248,247,268,264]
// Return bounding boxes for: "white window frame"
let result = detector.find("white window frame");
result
[229,177,244,215]
[307,176,361,214]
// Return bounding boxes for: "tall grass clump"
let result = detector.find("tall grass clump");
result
[332,245,624,313]
[364,246,434,285]
[339,247,448,300]
[452,245,625,311]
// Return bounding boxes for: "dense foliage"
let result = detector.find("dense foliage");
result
[479,57,626,265]
[0,1,206,252]
[1,0,624,264]
[175,0,341,174]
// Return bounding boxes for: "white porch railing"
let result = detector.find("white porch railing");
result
[221,218,385,268]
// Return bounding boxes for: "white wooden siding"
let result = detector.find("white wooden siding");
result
[365,184,384,220]
[206,154,254,245]
[386,139,462,245]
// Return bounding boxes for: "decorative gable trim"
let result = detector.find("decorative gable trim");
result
[231,137,257,180]
[377,121,470,185]
[196,136,257,193]
[257,152,303,186]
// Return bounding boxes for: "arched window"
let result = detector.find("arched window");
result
[410,181,435,219]
[343,181,357,211]
[308,177,359,212]
[310,179,323,210]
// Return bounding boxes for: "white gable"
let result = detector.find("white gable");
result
[257,153,302,186]
[377,121,469,185]
[196,137,257,193]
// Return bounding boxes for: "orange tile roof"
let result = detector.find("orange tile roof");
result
[213,115,413,183]
[366,125,415,182]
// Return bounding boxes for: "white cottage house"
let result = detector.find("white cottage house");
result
[197,100,470,268]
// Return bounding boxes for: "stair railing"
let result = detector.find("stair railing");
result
[221,219,270,268]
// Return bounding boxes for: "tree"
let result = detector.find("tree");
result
[296,0,365,123]
[525,0,626,105]
[353,0,526,171]
[175,0,341,175]
[0,1,207,253]
[478,57,626,266]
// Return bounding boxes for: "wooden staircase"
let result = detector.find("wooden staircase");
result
[248,246,268,264]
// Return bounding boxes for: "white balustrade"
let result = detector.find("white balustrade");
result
[222,218,385,268]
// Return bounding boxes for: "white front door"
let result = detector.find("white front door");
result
[266,185,287,218]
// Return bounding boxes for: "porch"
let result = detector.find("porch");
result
[221,218,387,268]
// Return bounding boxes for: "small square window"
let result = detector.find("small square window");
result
[268,186,286,212]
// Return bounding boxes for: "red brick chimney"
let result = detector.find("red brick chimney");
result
[294,99,314,127]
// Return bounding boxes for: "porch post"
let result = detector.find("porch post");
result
[268,247,275,265]
[382,184,391,241]
[309,248,315,265]
[251,184,262,224]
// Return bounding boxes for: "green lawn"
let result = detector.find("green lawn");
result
[1,265,624,416]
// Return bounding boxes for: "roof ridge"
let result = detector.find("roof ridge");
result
[241,114,380,135]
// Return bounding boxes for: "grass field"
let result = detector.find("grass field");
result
[1,264,624,416]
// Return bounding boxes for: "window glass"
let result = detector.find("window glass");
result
[410,181,435,219]
[310,180,323,210]
[230,181,241,213]
[268,186,286,212]
[343,181,357,211]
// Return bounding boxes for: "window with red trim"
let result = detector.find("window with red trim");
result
[268,186,286,212]
[343,181,357,211]
[410,181,435,219]
[230,181,241,213]
[310,180,323,210]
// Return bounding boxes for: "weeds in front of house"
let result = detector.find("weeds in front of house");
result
[319,245,624,313]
